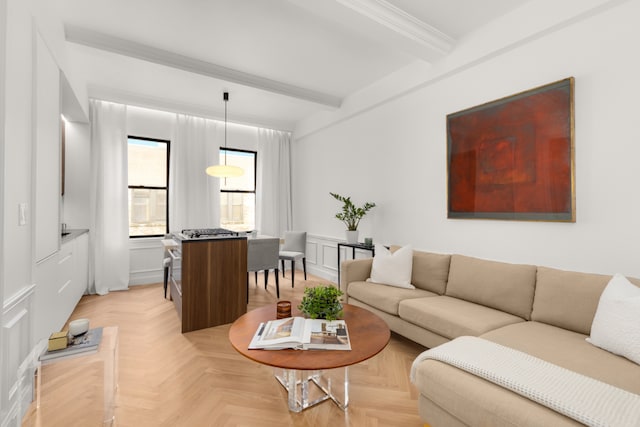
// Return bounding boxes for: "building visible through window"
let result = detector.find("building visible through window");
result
[220,148,256,232]
[127,136,169,237]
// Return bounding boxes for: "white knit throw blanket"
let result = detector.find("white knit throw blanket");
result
[410,336,640,427]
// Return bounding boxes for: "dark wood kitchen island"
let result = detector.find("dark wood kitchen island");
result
[169,235,247,333]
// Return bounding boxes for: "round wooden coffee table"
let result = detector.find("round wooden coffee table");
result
[229,303,390,412]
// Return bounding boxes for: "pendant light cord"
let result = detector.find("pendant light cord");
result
[223,93,228,166]
[223,92,229,185]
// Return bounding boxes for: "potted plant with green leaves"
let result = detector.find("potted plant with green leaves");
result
[330,192,376,244]
[298,285,344,321]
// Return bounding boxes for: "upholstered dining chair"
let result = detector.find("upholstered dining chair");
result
[279,231,307,288]
[247,237,281,300]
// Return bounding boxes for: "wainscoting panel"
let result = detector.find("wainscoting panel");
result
[306,235,340,284]
[2,285,36,426]
[322,243,339,272]
[129,237,164,286]
[305,241,318,267]
[305,234,377,286]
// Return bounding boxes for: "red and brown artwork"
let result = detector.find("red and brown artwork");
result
[447,78,575,221]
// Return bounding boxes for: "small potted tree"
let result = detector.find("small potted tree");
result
[330,192,376,244]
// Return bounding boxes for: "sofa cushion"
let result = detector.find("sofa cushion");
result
[445,255,536,320]
[481,321,640,394]
[587,273,640,365]
[390,246,451,294]
[368,244,415,289]
[348,299,450,349]
[347,281,436,315]
[399,296,525,340]
[531,266,611,335]
[411,250,451,294]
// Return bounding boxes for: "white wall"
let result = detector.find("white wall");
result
[3,0,34,300]
[292,0,640,279]
[0,0,6,420]
[2,0,41,423]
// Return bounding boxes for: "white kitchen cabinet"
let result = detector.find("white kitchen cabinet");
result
[74,232,89,298]
[33,253,59,343]
[33,231,89,344]
[57,239,75,322]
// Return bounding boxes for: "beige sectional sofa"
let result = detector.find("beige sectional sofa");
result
[341,248,640,426]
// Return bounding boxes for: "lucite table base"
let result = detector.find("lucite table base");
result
[36,326,119,426]
[273,367,348,412]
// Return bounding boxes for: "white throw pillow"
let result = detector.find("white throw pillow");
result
[367,244,415,289]
[587,273,640,365]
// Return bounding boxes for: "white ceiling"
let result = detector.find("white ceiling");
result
[55,0,530,130]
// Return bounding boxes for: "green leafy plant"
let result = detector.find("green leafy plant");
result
[330,192,376,231]
[298,285,344,321]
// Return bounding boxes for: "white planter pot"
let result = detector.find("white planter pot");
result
[345,230,359,244]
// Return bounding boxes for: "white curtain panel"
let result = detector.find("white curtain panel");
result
[256,128,292,238]
[88,99,129,295]
[170,114,221,231]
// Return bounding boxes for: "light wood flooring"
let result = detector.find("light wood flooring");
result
[23,271,426,427]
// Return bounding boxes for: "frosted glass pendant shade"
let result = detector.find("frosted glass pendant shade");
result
[206,164,244,177]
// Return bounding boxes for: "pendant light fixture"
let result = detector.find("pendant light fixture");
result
[206,92,244,178]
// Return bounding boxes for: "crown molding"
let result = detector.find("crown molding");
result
[65,25,342,109]
[336,0,455,57]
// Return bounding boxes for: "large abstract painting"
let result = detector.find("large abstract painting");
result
[447,78,575,222]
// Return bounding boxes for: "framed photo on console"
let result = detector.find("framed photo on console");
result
[447,77,575,222]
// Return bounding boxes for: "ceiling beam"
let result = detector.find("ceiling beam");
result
[64,25,342,108]
[336,0,455,58]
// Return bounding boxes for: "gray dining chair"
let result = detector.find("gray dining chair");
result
[279,231,307,288]
[247,237,281,300]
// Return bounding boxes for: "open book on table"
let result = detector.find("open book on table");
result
[249,317,351,350]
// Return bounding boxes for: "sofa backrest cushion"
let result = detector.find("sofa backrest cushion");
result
[445,254,537,320]
[530,267,640,335]
[390,246,450,294]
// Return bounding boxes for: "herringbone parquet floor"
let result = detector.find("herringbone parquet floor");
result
[23,271,426,427]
